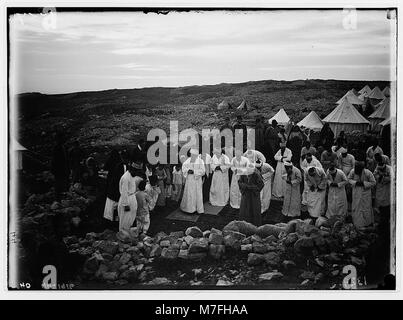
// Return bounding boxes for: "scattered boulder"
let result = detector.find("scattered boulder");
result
[188,238,209,254]
[256,224,284,238]
[209,232,224,245]
[209,244,225,259]
[161,247,179,259]
[247,253,265,266]
[185,226,203,238]
[259,272,284,282]
[223,220,258,236]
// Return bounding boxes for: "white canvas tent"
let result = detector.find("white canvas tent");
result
[297,111,323,131]
[269,108,290,126]
[382,86,391,97]
[369,97,390,131]
[336,90,364,105]
[358,85,371,96]
[11,138,27,170]
[322,97,369,136]
[368,86,385,100]
[217,100,231,111]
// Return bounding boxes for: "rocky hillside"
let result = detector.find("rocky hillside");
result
[17,79,389,162]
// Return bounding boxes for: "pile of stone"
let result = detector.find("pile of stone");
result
[65,216,378,287]
[20,182,95,242]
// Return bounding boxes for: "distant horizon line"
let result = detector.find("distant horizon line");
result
[16,77,392,96]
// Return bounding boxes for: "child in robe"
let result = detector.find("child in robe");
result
[155,163,167,206]
[135,180,151,235]
[145,175,161,212]
[164,164,173,200]
[172,163,184,202]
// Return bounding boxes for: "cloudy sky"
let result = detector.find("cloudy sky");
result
[10,9,395,94]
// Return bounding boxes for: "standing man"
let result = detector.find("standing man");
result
[117,165,138,233]
[259,162,275,213]
[282,162,302,219]
[233,115,248,153]
[300,152,322,173]
[209,148,231,206]
[366,138,384,172]
[303,166,327,219]
[348,162,376,229]
[326,164,348,218]
[272,142,292,198]
[238,165,264,226]
[321,144,338,173]
[264,119,280,167]
[69,140,84,183]
[180,149,205,214]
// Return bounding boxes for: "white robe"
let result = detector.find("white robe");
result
[117,171,138,232]
[301,157,323,205]
[260,163,274,213]
[180,157,205,213]
[326,169,348,218]
[243,149,266,164]
[229,156,250,209]
[272,148,292,198]
[300,156,322,173]
[209,154,230,206]
[304,167,327,218]
[348,168,376,228]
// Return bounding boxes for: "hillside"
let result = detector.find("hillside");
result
[16,79,389,160]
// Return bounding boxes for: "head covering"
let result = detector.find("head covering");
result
[190,148,199,155]
[339,147,347,154]
[280,142,286,148]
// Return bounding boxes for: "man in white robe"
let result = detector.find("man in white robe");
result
[326,165,348,218]
[282,162,302,218]
[117,166,138,232]
[210,148,230,206]
[338,148,355,176]
[259,162,274,213]
[272,143,292,198]
[304,166,327,218]
[229,150,250,209]
[180,149,205,214]
[243,149,266,165]
[348,162,376,229]
[366,140,384,172]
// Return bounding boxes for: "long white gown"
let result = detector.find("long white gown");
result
[209,154,230,206]
[326,168,348,218]
[180,157,205,213]
[229,156,250,209]
[303,166,327,218]
[348,168,376,228]
[260,163,274,213]
[272,148,292,198]
[117,171,138,232]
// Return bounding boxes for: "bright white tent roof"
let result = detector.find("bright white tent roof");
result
[297,111,323,131]
[336,90,364,105]
[358,85,371,96]
[382,86,390,97]
[11,138,27,151]
[369,97,390,120]
[322,97,369,136]
[269,108,290,125]
[368,86,385,100]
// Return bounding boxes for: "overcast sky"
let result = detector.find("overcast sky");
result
[10,9,395,94]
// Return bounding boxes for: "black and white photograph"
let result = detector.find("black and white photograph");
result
[5,2,399,294]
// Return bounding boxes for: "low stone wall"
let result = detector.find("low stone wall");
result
[66,217,377,286]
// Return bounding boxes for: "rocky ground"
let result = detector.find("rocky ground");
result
[15,172,388,290]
